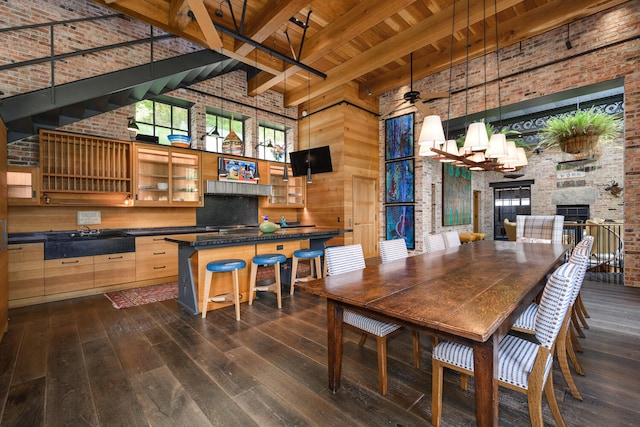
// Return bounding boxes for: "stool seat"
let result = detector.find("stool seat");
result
[249,253,287,308]
[252,253,287,265]
[201,259,247,321]
[206,259,246,272]
[293,248,324,259]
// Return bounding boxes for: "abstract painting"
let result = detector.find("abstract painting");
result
[385,205,415,249]
[385,113,414,160]
[385,159,414,204]
[442,163,472,225]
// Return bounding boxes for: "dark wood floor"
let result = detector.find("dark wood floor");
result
[1,279,639,426]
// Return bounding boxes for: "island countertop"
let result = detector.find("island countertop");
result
[164,226,345,248]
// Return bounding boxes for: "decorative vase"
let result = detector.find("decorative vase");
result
[259,216,281,233]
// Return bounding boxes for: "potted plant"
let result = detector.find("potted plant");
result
[539,107,622,155]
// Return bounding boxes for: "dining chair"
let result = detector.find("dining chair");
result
[424,233,446,252]
[379,238,409,263]
[504,218,517,241]
[442,231,461,248]
[516,215,565,243]
[432,262,579,427]
[325,244,420,395]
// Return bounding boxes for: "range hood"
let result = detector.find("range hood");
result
[205,180,272,196]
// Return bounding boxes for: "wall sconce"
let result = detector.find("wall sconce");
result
[127,117,139,132]
[124,195,131,205]
[43,193,51,204]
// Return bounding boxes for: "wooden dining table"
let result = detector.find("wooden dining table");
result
[296,240,569,427]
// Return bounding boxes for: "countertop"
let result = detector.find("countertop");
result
[164,227,344,248]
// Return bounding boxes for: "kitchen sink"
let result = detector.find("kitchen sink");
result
[45,230,135,260]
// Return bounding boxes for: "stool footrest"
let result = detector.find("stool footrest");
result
[209,293,237,303]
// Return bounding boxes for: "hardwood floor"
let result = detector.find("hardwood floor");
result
[1,279,639,426]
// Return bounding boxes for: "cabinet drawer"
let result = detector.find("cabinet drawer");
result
[256,241,301,258]
[94,253,136,287]
[135,236,178,281]
[8,243,44,271]
[45,257,94,295]
[8,243,45,300]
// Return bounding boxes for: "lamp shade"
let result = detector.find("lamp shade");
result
[500,140,519,165]
[512,147,529,167]
[439,140,459,163]
[485,133,507,158]
[463,122,489,152]
[417,115,445,157]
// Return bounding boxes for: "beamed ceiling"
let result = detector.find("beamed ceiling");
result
[89,0,628,110]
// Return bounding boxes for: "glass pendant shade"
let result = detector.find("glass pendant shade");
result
[463,122,489,152]
[486,133,507,158]
[439,140,459,163]
[418,115,446,156]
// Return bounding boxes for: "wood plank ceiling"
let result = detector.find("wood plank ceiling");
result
[89,0,628,110]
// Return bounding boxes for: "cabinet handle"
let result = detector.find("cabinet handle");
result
[108,256,124,260]
[8,246,23,251]
[0,219,6,251]
[153,251,166,255]
[153,265,167,270]
[153,238,164,241]
[62,260,80,265]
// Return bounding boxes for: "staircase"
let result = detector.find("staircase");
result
[0,50,247,143]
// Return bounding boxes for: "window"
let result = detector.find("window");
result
[204,112,245,153]
[489,180,533,240]
[257,124,287,162]
[135,98,191,145]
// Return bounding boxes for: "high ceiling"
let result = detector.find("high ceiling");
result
[89,0,628,109]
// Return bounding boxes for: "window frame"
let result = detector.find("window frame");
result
[134,97,192,146]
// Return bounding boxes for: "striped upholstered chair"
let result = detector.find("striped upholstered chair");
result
[516,215,565,243]
[379,238,409,263]
[325,244,419,395]
[424,233,446,252]
[431,262,580,427]
[442,231,461,248]
[512,238,592,400]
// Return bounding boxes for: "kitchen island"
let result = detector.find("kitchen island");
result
[165,227,343,315]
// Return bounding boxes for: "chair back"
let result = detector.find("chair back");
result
[568,245,591,303]
[516,215,564,243]
[424,233,446,252]
[504,218,517,241]
[534,262,579,349]
[379,239,408,263]
[442,231,461,248]
[325,244,366,276]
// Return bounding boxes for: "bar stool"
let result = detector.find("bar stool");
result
[201,259,247,321]
[249,253,287,308]
[290,248,323,295]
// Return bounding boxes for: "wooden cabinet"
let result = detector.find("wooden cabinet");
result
[44,256,94,295]
[7,166,39,206]
[94,252,136,287]
[39,130,132,206]
[8,243,44,300]
[134,144,201,207]
[262,164,305,208]
[135,235,178,281]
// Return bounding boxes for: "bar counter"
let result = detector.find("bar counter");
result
[165,227,344,315]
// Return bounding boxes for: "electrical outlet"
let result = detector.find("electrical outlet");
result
[77,211,101,225]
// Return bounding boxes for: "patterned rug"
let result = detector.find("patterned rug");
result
[105,282,178,309]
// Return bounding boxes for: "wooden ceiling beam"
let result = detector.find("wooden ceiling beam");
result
[168,0,192,30]
[185,0,222,49]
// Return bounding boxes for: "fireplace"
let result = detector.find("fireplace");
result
[556,205,590,223]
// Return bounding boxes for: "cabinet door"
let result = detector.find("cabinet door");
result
[263,165,305,208]
[134,145,170,206]
[7,167,39,206]
[44,257,93,295]
[171,150,202,206]
[94,252,136,287]
[8,243,44,300]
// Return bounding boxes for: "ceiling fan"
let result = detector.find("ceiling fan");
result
[382,52,449,118]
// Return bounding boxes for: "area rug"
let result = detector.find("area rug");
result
[105,282,178,309]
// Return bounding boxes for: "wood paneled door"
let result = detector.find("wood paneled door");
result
[1,118,8,341]
[352,176,377,258]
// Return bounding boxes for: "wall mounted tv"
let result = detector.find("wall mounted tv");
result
[289,146,333,177]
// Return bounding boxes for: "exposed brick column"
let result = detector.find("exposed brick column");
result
[624,71,640,287]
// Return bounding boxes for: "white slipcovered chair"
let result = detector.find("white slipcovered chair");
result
[424,233,446,252]
[516,215,565,244]
[442,231,461,248]
[379,238,409,263]
[432,262,579,427]
[325,244,420,395]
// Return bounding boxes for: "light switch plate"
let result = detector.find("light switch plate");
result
[77,211,101,225]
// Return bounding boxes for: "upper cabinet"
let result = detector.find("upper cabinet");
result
[39,130,132,206]
[7,166,39,206]
[262,164,305,208]
[133,143,202,207]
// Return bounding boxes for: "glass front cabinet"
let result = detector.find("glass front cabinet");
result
[264,164,305,208]
[133,144,202,207]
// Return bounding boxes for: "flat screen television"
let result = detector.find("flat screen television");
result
[289,146,333,177]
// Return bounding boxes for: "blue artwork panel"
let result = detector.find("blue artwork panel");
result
[385,205,415,249]
[385,113,414,160]
[385,159,414,203]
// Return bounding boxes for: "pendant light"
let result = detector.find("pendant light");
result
[486,0,507,160]
[282,59,289,182]
[306,71,312,184]
[416,52,445,156]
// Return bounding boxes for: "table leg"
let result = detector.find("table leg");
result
[472,335,499,427]
[326,300,344,393]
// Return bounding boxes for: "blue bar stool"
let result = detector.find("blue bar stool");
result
[290,248,324,295]
[249,253,287,308]
[201,259,247,321]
